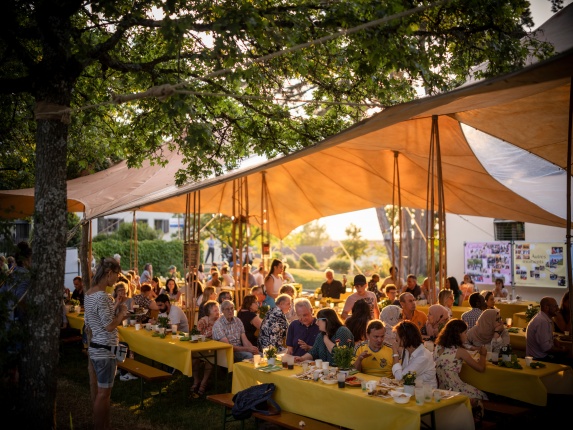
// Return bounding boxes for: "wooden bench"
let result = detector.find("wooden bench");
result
[117,358,173,409]
[482,399,531,426]
[207,392,340,430]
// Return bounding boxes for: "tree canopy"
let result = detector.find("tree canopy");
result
[0,0,561,426]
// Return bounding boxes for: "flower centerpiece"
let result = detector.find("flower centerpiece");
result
[402,371,417,394]
[332,339,355,370]
[265,346,278,365]
[190,325,201,341]
[500,344,513,362]
[157,316,170,329]
[67,298,81,313]
[525,305,540,323]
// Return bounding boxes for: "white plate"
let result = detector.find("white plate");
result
[433,389,460,400]
[320,376,338,385]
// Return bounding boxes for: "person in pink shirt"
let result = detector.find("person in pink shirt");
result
[341,275,379,321]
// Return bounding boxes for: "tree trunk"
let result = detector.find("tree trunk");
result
[16,7,78,425]
[18,113,69,428]
[375,206,428,279]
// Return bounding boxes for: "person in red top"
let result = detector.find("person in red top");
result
[399,292,427,332]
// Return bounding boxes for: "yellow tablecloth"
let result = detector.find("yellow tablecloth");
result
[232,362,473,430]
[118,326,233,377]
[509,329,527,352]
[494,301,537,320]
[416,305,470,320]
[460,357,573,406]
[512,311,528,328]
[66,312,85,332]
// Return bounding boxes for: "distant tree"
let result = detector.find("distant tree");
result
[336,224,369,263]
[291,221,330,246]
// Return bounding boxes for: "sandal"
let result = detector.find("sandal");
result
[197,383,207,397]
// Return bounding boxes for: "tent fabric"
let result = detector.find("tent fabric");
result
[1,19,572,239]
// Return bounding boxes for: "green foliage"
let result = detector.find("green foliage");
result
[333,339,355,370]
[92,238,184,276]
[157,316,170,329]
[284,256,297,270]
[525,305,540,322]
[335,224,369,261]
[264,346,277,359]
[271,251,283,261]
[93,222,162,242]
[289,268,325,293]
[66,213,82,248]
[325,258,351,274]
[288,221,330,246]
[403,371,417,385]
[298,253,319,270]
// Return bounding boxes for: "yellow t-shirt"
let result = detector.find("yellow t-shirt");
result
[353,342,394,378]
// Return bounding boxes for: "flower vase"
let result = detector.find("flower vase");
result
[404,385,415,395]
[268,358,276,366]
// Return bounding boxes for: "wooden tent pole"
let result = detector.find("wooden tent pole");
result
[566,77,572,357]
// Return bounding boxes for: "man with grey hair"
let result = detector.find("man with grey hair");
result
[320,268,345,299]
[212,299,259,362]
[286,298,320,356]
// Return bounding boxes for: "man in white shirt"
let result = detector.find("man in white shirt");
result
[154,294,189,332]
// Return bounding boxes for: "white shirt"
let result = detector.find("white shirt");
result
[392,344,437,388]
[160,304,189,332]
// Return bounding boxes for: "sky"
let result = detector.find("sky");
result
[310,0,568,241]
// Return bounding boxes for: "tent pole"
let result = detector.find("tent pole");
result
[566,77,572,357]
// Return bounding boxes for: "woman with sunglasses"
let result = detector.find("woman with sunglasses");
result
[466,309,509,353]
[294,308,354,366]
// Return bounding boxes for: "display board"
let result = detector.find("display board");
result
[463,242,512,285]
[513,242,567,288]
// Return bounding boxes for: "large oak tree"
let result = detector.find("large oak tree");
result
[0,0,558,426]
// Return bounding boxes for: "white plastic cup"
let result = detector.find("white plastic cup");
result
[415,387,425,405]
[491,351,499,362]
[506,318,512,327]
[253,354,261,367]
[122,319,128,327]
[171,324,178,333]
[135,323,141,331]
[130,319,136,326]
[315,359,323,369]
[313,370,322,381]
[322,361,329,370]
[525,356,533,366]
[145,323,151,330]
[423,384,433,401]
[366,380,377,392]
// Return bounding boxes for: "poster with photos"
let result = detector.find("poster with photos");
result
[513,242,567,288]
[463,242,512,285]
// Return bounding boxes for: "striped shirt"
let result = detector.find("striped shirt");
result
[84,291,117,359]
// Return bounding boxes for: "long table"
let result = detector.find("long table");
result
[232,362,473,430]
[118,326,234,377]
[66,312,85,332]
[416,300,538,322]
[460,357,573,406]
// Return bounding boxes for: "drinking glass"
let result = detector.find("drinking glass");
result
[415,387,425,405]
[287,355,295,370]
[337,372,346,388]
[506,318,512,328]
[253,354,261,368]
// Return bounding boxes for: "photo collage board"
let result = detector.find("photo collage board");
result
[464,241,568,288]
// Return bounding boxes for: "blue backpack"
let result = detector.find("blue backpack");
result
[231,383,281,420]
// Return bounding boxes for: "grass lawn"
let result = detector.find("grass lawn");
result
[290,268,327,294]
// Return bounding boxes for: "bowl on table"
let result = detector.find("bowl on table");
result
[390,390,412,404]
[320,376,338,385]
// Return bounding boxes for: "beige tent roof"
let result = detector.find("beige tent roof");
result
[2,48,572,239]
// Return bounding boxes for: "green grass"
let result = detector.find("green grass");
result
[290,268,327,293]
[0,344,259,430]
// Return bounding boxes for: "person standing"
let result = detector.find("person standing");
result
[84,257,126,430]
[139,263,153,284]
[264,259,283,300]
[205,234,216,265]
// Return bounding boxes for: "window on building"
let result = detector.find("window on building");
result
[97,218,123,234]
[493,220,525,241]
[154,219,169,233]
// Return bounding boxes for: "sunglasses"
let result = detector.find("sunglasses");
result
[317,318,327,322]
